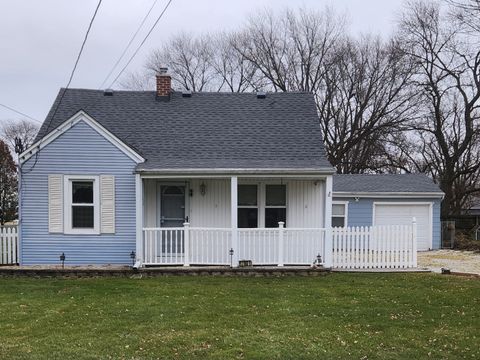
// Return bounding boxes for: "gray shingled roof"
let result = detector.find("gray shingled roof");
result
[36,89,333,172]
[333,174,443,194]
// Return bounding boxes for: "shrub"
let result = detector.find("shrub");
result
[454,232,480,252]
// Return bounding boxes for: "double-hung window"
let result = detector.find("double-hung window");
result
[64,175,100,234]
[237,184,287,228]
[238,185,258,228]
[265,185,286,227]
[332,201,348,228]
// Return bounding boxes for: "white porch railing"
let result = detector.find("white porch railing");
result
[142,220,417,268]
[143,224,326,266]
[332,223,417,269]
[1,226,18,265]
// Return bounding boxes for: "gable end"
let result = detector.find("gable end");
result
[19,110,144,165]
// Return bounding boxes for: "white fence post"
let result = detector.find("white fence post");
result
[412,217,417,267]
[231,176,239,267]
[183,222,190,267]
[278,222,284,266]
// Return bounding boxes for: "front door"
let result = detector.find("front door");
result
[160,185,186,227]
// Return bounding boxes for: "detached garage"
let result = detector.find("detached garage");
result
[332,174,444,250]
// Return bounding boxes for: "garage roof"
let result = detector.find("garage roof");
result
[333,174,444,195]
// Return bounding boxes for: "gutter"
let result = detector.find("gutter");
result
[333,191,445,199]
[135,167,336,177]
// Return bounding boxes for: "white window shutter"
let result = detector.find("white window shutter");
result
[48,175,63,233]
[100,175,115,233]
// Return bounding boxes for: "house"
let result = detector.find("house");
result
[332,174,444,250]
[18,70,442,267]
[18,71,335,267]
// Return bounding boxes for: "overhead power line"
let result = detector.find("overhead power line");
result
[99,0,160,89]
[108,0,173,88]
[0,103,42,123]
[44,0,103,134]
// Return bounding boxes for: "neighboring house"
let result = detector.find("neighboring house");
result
[18,70,443,267]
[332,174,444,251]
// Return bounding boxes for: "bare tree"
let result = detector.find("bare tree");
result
[317,36,417,173]
[398,0,480,217]
[209,33,264,92]
[233,7,344,92]
[1,119,39,156]
[146,33,216,91]
[447,0,480,32]
[119,70,154,91]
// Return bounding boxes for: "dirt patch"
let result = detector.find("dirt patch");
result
[418,250,480,275]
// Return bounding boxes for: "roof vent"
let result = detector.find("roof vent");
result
[104,89,114,96]
[256,91,266,99]
[182,90,192,98]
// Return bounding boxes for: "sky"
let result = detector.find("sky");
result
[0,0,405,125]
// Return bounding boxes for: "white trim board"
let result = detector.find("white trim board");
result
[19,110,145,164]
[333,191,444,199]
[372,201,433,250]
[140,174,331,180]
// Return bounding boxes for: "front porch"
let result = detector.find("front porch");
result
[135,174,333,267]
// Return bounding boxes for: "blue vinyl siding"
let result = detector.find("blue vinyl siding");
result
[333,197,442,250]
[20,120,137,265]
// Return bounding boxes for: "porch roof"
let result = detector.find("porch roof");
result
[36,89,334,172]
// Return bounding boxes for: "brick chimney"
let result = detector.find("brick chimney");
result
[156,67,171,99]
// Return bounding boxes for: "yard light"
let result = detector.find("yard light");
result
[312,253,322,268]
[60,252,66,269]
[130,251,136,266]
[229,248,234,268]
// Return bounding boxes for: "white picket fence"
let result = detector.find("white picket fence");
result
[0,226,19,265]
[332,224,417,269]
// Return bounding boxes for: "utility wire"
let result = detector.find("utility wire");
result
[99,0,160,89]
[108,0,173,88]
[44,0,103,134]
[21,0,102,177]
[0,103,42,123]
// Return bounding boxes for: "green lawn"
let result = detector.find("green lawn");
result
[0,273,479,359]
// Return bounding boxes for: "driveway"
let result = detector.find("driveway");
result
[418,250,480,275]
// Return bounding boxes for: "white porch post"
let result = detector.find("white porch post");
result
[324,175,333,267]
[412,217,417,268]
[135,174,144,267]
[183,222,190,266]
[278,221,285,266]
[231,176,239,267]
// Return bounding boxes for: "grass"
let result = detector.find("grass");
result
[0,273,479,359]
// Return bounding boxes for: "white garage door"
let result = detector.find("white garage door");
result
[374,203,432,251]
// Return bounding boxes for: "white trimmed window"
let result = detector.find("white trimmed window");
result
[332,201,348,228]
[238,184,258,228]
[64,175,100,234]
[265,185,286,227]
[237,184,287,228]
